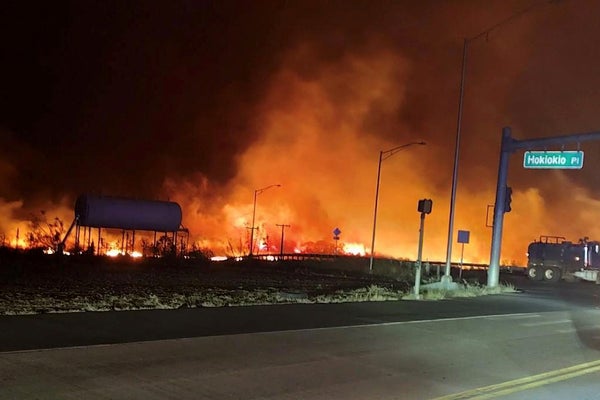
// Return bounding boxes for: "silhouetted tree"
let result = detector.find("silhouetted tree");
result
[26,211,65,251]
[140,238,152,257]
[187,242,214,260]
[156,235,176,257]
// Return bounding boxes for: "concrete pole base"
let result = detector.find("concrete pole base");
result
[439,274,460,290]
[421,275,462,291]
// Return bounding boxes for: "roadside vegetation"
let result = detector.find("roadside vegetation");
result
[405,281,517,300]
[0,248,518,315]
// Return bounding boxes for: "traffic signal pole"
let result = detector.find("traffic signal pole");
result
[488,126,600,287]
[414,199,432,299]
[488,128,512,287]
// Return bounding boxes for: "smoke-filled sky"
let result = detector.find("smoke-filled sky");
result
[2,0,600,264]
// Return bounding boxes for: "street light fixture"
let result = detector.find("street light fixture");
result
[443,1,555,285]
[369,141,426,272]
[249,184,281,256]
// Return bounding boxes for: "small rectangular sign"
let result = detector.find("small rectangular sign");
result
[523,150,584,169]
[457,230,470,244]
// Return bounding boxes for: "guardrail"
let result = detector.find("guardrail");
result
[244,254,524,271]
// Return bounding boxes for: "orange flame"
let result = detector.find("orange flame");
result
[6,39,600,267]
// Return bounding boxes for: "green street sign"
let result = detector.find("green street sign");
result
[523,150,584,169]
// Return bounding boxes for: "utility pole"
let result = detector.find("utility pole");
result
[276,224,290,256]
[249,184,281,256]
[246,226,258,256]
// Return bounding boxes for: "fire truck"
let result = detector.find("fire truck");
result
[526,236,600,283]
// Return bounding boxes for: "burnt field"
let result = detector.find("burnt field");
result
[0,248,414,314]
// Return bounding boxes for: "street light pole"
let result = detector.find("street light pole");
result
[444,37,468,283]
[249,184,281,256]
[444,1,555,284]
[369,141,426,272]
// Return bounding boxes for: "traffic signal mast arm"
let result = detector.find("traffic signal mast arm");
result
[503,129,600,152]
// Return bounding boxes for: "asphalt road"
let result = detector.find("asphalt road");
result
[2,274,600,399]
[0,275,577,352]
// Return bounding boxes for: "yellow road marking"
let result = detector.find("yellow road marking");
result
[431,359,600,400]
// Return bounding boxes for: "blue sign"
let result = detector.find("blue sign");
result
[457,230,470,244]
[333,227,341,236]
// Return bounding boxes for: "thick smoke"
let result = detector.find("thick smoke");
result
[2,1,600,264]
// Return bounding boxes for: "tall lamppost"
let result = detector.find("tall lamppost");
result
[249,184,281,256]
[369,141,426,272]
[443,1,555,284]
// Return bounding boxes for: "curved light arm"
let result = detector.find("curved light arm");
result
[255,184,281,196]
[381,141,426,161]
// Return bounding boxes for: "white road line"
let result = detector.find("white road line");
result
[0,312,544,355]
[521,319,572,327]
[557,328,576,333]
[550,324,600,334]
[251,312,546,334]
[484,314,541,320]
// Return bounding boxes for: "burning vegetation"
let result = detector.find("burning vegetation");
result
[4,1,600,267]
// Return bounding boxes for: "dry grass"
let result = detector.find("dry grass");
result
[0,251,517,314]
[403,281,517,300]
[0,283,518,314]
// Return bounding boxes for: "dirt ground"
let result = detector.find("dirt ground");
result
[0,251,413,314]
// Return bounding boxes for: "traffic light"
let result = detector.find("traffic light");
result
[504,186,512,213]
[418,199,433,214]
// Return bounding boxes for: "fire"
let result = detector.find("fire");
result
[105,249,142,258]
[343,242,366,256]
[10,236,27,249]
[0,43,515,264]
[105,249,122,257]
[6,37,600,268]
[159,44,521,264]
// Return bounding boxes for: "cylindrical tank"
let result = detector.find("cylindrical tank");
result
[75,194,182,232]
